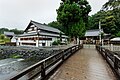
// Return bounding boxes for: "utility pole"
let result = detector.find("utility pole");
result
[99,21,102,45]
[36,27,39,47]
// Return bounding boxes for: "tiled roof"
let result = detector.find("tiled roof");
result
[17,32,68,38]
[111,37,120,41]
[31,21,61,33]
[17,32,37,37]
[4,31,15,36]
[85,29,103,37]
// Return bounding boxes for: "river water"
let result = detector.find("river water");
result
[0,58,36,80]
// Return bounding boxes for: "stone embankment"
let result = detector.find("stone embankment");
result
[0,46,63,61]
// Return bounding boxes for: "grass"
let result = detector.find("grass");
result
[10,54,22,59]
[0,40,5,44]
[0,34,10,44]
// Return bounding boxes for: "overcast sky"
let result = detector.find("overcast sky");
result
[0,0,108,30]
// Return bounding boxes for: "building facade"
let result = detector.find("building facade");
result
[84,29,111,44]
[16,20,68,47]
[84,29,103,44]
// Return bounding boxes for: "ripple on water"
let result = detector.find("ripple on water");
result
[0,58,34,80]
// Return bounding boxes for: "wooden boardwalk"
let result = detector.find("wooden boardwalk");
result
[49,48,118,80]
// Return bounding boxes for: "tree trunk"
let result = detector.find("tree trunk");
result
[76,36,77,44]
[79,37,80,45]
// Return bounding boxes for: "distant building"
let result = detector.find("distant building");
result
[85,29,103,44]
[110,37,120,44]
[4,31,15,39]
[85,29,111,44]
[85,29,103,37]
[16,20,68,47]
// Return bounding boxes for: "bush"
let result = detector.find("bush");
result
[57,40,61,44]
[0,34,10,44]
[52,41,58,45]
[52,40,61,45]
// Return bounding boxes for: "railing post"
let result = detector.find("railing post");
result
[62,50,64,61]
[100,46,102,54]
[75,46,76,52]
[105,51,108,59]
[114,55,118,70]
[71,47,72,54]
[78,45,80,49]
[41,62,45,79]
[77,45,78,50]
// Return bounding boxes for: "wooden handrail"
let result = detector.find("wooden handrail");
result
[96,45,120,78]
[10,45,82,80]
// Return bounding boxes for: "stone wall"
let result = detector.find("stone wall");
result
[0,46,62,61]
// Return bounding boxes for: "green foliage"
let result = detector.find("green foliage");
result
[116,31,120,37]
[57,0,91,38]
[52,41,58,45]
[0,28,9,34]
[10,54,22,59]
[0,34,5,40]
[85,0,120,37]
[103,0,120,10]
[0,34,10,44]
[52,40,61,45]
[9,28,23,34]
[57,1,81,35]
[102,0,120,36]
[71,19,86,38]
[0,28,23,34]
[88,10,118,36]
[48,21,64,32]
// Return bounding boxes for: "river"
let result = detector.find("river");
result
[0,58,36,80]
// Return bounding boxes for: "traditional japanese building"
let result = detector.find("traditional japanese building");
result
[16,20,68,47]
[85,29,103,44]
[4,31,15,39]
[84,29,111,44]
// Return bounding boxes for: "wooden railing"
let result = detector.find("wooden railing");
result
[10,45,82,80]
[96,45,120,78]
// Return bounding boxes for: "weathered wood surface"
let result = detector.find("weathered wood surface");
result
[49,48,117,80]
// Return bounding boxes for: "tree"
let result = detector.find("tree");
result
[102,15,117,35]
[0,34,5,40]
[10,28,23,34]
[88,10,118,36]
[116,31,120,37]
[0,34,10,44]
[103,0,120,10]
[102,0,120,34]
[57,0,91,43]
[87,0,120,37]
[0,28,9,34]
[48,21,64,32]
[71,18,86,44]
[0,28,23,34]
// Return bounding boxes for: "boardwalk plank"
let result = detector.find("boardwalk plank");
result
[49,48,117,80]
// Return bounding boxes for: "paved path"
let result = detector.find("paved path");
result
[49,48,117,80]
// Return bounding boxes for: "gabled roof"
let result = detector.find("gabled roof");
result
[111,37,120,41]
[85,29,103,37]
[4,31,15,36]
[24,20,61,34]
